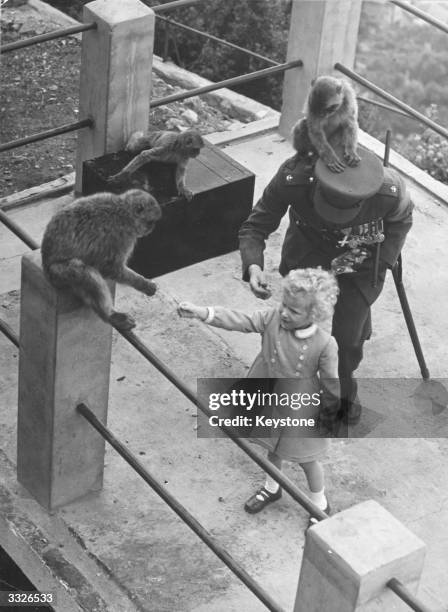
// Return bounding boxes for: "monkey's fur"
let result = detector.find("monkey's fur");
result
[108,128,205,201]
[292,76,360,173]
[41,189,162,331]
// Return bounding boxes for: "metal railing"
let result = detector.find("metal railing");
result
[335,63,448,141]
[151,59,302,107]
[0,119,93,154]
[387,578,434,612]
[77,402,284,612]
[157,15,279,66]
[357,95,414,119]
[389,0,448,35]
[151,0,206,12]
[0,22,96,55]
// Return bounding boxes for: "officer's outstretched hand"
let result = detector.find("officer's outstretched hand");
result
[248,264,272,300]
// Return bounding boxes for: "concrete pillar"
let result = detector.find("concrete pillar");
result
[17,251,113,510]
[279,0,363,139]
[294,500,426,611]
[75,0,155,193]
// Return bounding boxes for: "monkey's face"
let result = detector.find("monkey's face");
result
[309,77,343,118]
[182,130,204,158]
[322,95,343,117]
[125,190,162,237]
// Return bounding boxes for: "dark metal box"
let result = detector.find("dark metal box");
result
[82,143,255,278]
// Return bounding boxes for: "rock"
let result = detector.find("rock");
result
[165,118,186,131]
[181,109,199,124]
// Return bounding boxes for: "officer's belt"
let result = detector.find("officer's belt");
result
[290,209,343,244]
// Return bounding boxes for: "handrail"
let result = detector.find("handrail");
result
[335,63,448,140]
[151,0,206,12]
[157,15,279,66]
[151,59,302,107]
[0,119,93,153]
[0,23,97,55]
[0,319,19,349]
[387,578,434,612]
[0,210,39,250]
[77,403,285,612]
[357,95,413,119]
[389,0,448,35]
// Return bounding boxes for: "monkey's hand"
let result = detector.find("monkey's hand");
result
[344,148,361,167]
[107,171,128,185]
[141,279,157,296]
[321,151,346,173]
[178,302,208,320]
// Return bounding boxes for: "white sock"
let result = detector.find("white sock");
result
[308,488,327,510]
[264,474,281,494]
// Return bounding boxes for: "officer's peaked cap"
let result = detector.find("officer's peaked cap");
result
[313,147,384,225]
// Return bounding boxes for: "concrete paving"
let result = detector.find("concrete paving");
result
[1,127,448,611]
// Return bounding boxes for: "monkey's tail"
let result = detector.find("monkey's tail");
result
[48,259,114,322]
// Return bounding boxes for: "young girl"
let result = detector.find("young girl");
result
[178,268,339,520]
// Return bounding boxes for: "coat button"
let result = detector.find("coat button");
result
[271,358,276,363]
[286,174,293,182]
[302,344,308,350]
[299,355,304,360]
[309,177,314,183]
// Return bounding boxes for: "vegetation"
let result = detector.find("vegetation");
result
[152,0,291,109]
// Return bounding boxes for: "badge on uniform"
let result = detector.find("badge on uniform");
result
[337,218,385,249]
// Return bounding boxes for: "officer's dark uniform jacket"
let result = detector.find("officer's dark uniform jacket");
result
[239,154,414,305]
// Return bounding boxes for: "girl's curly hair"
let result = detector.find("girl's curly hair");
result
[283,267,339,322]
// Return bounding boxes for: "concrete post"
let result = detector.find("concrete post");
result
[294,500,426,611]
[17,251,113,510]
[279,0,363,139]
[75,0,155,193]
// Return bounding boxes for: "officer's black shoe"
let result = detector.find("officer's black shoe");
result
[340,399,362,425]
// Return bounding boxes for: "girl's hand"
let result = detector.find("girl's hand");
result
[178,302,207,320]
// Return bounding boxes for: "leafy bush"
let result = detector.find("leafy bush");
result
[153,0,291,109]
[399,105,448,183]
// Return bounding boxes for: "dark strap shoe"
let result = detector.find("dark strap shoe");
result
[244,486,282,514]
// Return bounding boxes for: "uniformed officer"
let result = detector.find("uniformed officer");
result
[238,146,413,425]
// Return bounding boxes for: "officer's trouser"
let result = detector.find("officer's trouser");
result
[331,276,374,405]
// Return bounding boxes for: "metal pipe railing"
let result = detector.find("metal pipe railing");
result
[0,23,97,55]
[0,319,19,348]
[151,59,302,107]
[151,0,206,13]
[387,578,433,612]
[335,63,448,140]
[0,210,39,251]
[157,15,279,66]
[0,118,93,153]
[357,95,414,119]
[77,402,284,612]
[389,0,448,35]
